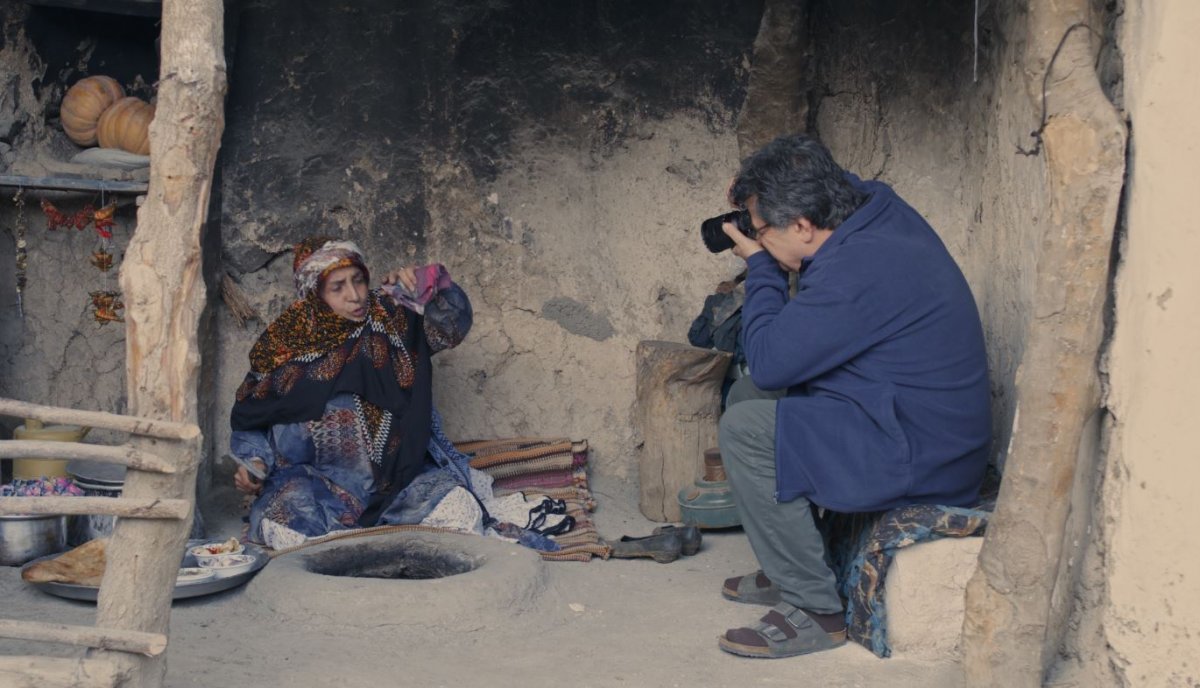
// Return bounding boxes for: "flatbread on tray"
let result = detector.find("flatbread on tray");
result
[22,538,107,587]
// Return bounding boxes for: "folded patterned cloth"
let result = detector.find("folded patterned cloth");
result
[0,477,85,497]
[382,264,452,315]
[820,499,994,657]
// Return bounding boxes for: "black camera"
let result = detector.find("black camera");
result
[700,209,755,253]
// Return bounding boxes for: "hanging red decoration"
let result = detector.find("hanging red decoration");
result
[93,202,117,239]
[41,199,70,230]
[72,203,95,230]
[90,249,115,272]
[40,198,120,238]
[89,290,124,324]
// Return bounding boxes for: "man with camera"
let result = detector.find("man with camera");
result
[708,134,991,659]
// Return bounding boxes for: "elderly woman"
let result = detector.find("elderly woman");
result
[228,236,478,548]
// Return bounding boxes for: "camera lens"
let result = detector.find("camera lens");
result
[700,209,751,253]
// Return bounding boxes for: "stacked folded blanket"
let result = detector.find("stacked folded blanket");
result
[458,437,608,562]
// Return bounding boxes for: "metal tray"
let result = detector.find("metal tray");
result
[21,539,270,603]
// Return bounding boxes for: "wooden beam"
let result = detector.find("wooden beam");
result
[0,398,199,441]
[0,655,127,688]
[0,496,190,519]
[0,440,176,474]
[0,620,167,656]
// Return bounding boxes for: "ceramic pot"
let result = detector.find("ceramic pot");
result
[12,420,90,480]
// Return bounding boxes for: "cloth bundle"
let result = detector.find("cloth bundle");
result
[819,499,994,657]
[381,264,453,315]
[0,477,84,497]
[457,438,608,562]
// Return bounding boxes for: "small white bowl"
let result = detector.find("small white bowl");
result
[188,541,244,565]
[176,567,216,585]
[196,553,255,579]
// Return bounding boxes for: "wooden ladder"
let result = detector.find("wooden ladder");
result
[0,2,225,685]
[0,398,201,688]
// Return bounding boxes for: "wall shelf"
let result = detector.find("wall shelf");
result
[21,0,161,17]
[0,174,147,195]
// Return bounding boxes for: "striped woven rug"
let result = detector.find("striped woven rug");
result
[457,437,609,562]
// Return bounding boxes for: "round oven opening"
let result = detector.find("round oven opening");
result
[304,539,480,580]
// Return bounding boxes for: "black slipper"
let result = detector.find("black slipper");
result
[610,531,683,563]
[652,524,702,555]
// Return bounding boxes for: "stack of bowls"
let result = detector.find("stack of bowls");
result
[66,460,126,546]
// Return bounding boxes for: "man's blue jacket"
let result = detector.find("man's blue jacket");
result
[741,176,991,512]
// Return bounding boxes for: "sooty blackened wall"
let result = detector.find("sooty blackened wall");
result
[213,1,765,477]
[219,1,762,271]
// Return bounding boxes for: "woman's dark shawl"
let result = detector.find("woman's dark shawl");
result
[230,288,455,525]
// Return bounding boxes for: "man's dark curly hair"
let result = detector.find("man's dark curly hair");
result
[730,134,866,230]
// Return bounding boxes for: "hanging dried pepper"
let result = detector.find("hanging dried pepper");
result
[89,290,124,324]
[31,198,126,318]
[40,199,112,235]
[72,203,95,231]
[41,198,70,230]
[93,202,117,239]
[90,249,115,272]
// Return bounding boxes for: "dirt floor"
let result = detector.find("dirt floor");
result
[0,475,963,687]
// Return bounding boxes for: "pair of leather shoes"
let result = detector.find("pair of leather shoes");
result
[609,524,702,564]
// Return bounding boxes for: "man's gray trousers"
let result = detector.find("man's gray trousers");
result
[718,377,843,614]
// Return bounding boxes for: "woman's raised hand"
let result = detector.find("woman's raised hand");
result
[381,266,418,293]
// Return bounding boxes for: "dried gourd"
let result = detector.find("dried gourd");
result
[60,76,125,147]
[97,96,154,156]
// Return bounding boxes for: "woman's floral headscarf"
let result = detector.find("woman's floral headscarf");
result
[291,235,371,299]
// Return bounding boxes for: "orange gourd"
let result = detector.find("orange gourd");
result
[60,76,124,147]
[96,97,154,156]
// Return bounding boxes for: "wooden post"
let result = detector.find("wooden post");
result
[737,0,811,158]
[635,341,731,522]
[93,1,226,686]
[960,2,1127,684]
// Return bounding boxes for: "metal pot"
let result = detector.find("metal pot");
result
[66,460,125,546]
[677,479,742,529]
[67,479,122,546]
[0,514,67,566]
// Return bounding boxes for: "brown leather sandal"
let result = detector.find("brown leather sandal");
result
[718,603,847,658]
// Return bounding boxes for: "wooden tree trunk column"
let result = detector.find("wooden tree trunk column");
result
[94,1,227,687]
[636,341,732,522]
[961,3,1127,685]
[737,0,810,157]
